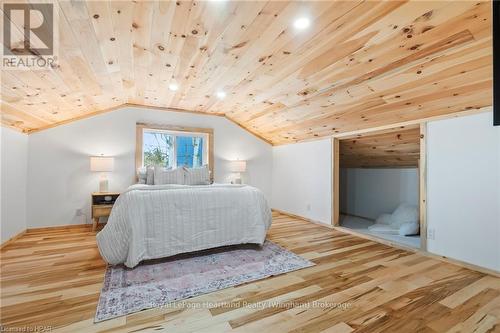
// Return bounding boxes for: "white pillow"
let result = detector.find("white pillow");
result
[399,222,419,236]
[375,213,393,225]
[390,203,419,228]
[154,166,184,185]
[184,165,210,185]
[368,223,399,234]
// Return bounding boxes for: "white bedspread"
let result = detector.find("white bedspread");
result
[96,184,272,268]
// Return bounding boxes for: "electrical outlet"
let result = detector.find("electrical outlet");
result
[306,204,311,211]
[427,228,435,240]
[76,209,83,216]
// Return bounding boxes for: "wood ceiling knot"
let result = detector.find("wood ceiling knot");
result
[0,0,492,145]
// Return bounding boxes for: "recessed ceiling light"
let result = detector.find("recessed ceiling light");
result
[216,91,226,99]
[169,83,178,91]
[293,17,310,30]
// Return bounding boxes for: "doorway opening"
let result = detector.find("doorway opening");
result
[333,124,426,250]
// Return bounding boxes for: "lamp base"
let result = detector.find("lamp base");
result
[99,177,109,192]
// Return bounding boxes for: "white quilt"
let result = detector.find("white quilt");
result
[96,184,272,268]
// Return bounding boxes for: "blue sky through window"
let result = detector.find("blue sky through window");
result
[143,131,204,168]
[177,136,203,168]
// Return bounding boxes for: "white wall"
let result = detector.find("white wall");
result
[272,139,332,225]
[1,127,28,242]
[27,107,272,227]
[427,111,500,272]
[340,168,419,220]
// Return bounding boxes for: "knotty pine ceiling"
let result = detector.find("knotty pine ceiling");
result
[0,0,493,145]
[340,126,420,168]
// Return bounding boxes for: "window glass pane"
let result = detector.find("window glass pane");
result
[143,131,175,167]
[176,136,204,168]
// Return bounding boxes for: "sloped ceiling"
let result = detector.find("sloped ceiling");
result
[0,0,493,145]
[340,126,420,168]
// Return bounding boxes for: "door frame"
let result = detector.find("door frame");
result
[332,124,427,251]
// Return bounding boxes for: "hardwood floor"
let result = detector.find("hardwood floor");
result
[1,212,499,332]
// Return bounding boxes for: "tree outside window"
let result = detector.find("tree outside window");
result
[143,130,205,168]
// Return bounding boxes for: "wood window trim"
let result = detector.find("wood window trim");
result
[135,123,214,181]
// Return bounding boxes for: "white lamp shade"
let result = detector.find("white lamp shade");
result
[90,156,114,172]
[229,160,246,173]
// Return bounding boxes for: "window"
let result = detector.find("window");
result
[136,123,213,178]
[142,131,175,168]
[142,130,207,168]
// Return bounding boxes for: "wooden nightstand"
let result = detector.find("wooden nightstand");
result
[91,192,120,231]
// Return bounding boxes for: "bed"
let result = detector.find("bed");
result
[96,183,272,268]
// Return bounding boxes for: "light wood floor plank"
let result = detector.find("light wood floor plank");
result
[1,213,499,332]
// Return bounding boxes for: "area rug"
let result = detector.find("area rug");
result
[95,241,314,322]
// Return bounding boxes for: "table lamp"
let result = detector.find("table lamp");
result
[90,156,114,192]
[229,160,246,184]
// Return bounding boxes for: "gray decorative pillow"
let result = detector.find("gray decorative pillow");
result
[154,166,184,185]
[184,165,210,185]
[137,167,147,184]
[146,166,155,185]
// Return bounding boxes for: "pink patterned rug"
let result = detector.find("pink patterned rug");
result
[95,241,314,322]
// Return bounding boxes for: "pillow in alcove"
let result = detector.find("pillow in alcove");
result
[390,203,418,228]
[375,213,393,225]
[399,222,420,236]
[368,223,399,234]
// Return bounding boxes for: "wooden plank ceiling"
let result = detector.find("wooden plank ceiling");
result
[340,125,420,168]
[0,0,493,145]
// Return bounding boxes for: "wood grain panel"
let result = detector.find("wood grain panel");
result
[340,127,420,168]
[0,1,493,145]
[1,212,499,332]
